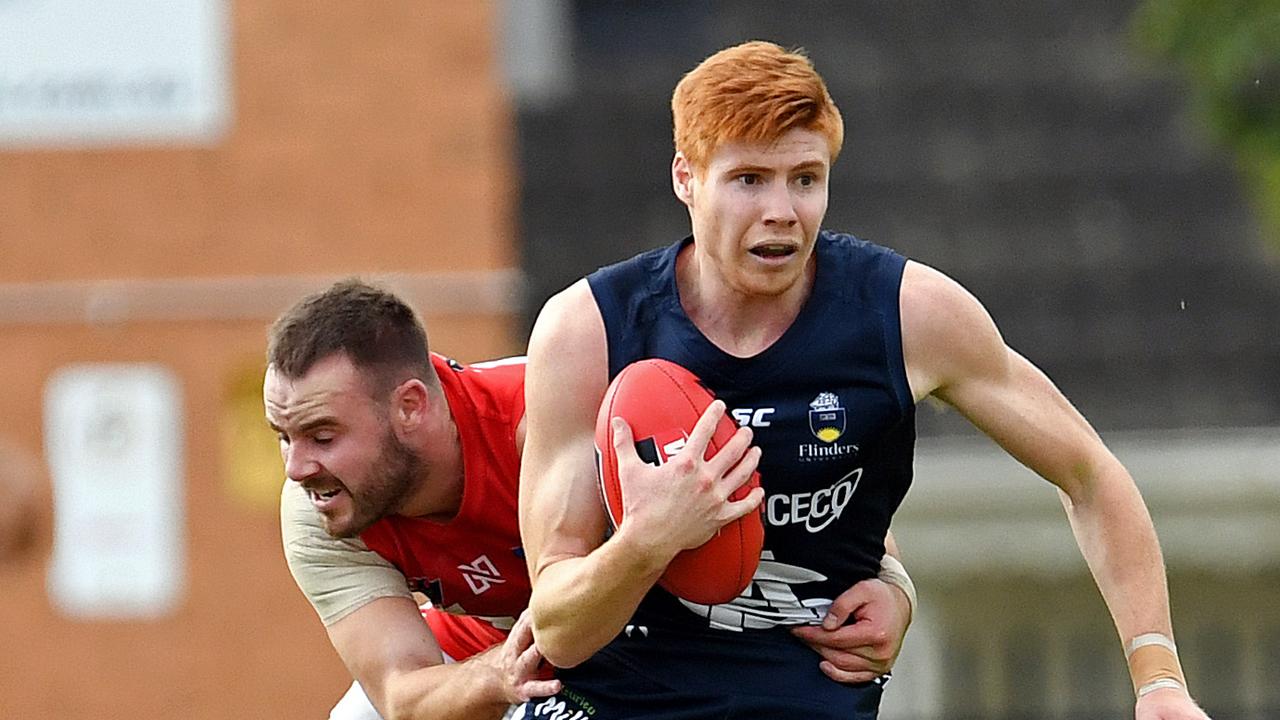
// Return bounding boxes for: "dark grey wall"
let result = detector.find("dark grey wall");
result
[515,1,1280,436]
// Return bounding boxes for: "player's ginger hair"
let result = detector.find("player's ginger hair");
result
[672,41,844,173]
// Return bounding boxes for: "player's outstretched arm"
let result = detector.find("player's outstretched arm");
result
[901,261,1209,719]
[520,281,762,668]
[329,601,559,720]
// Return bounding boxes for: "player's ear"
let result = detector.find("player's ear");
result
[391,378,431,431]
[672,153,695,207]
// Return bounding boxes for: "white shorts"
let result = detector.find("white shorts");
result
[329,682,385,720]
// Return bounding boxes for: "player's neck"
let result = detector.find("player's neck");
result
[399,407,465,520]
[678,250,814,358]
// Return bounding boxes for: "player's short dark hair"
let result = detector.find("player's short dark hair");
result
[267,279,434,397]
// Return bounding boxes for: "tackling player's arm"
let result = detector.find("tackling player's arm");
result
[519,281,762,668]
[900,261,1207,719]
[327,600,554,720]
[281,484,556,720]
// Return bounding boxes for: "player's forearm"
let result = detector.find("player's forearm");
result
[530,528,670,668]
[1059,461,1174,644]
[379,655,509,720]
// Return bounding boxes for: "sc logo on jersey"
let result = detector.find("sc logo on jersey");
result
[730,407,775,428]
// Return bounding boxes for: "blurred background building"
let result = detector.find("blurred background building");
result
[1,1,1276,718]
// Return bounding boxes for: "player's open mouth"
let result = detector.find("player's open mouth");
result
[308,487,345,509]
[749,243,798,259]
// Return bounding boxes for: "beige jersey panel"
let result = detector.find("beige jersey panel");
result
[280,482,413,626]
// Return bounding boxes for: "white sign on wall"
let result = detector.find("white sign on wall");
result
[44,364,185,619]
[0,0,231,147]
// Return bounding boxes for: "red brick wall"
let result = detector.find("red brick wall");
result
[0,3,518,717]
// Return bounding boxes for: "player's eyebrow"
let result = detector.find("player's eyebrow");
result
[724,163,772,173]
[267,416,339,434]
[790,160,826,173]
[722,160,826,175]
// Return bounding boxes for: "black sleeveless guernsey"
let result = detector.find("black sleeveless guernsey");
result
[523,231,914,720]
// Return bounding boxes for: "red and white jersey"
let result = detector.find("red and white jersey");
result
[421,607,510,662]
[359,354,529,660]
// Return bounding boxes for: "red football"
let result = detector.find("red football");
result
[594,358,763,605]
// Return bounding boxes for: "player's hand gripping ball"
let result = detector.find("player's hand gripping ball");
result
[595,358,764,604]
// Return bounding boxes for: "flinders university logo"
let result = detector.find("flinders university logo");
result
[808,392,846,443]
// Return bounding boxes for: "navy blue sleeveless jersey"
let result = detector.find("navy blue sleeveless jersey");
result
[522,231,915,719]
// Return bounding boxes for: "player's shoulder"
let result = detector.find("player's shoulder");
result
[432,352,524,421]
[526,280,609,405]
[592,239,682,277]
[279,482,413,625]
[818,228,898,255]
[433,351,524,401]
[901,260,966,302]
[899,260,994,326]
[817,229,909,289]
[438,353,526,384]
[587,242,681,322]
[900,260,1007,395]
[532,279,605,345]
[544,277,596,313]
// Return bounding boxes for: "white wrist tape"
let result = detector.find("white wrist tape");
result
[1125,632,1185,699]
[1137,678,1185,697]
[877,554,917,622]
[1126,632,1178,657]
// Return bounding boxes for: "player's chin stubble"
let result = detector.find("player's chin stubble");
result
[326,432,423,539]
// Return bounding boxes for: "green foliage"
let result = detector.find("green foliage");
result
[1133,0,1280,249]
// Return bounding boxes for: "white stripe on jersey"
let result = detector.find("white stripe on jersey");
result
[469,356,527,369]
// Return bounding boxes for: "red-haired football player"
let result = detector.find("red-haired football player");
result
[519,41,1209,719]
[269,280,916,720]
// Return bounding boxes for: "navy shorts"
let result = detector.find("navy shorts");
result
[515,626,885,720]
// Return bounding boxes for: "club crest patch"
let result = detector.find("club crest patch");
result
[808,392,846,443]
